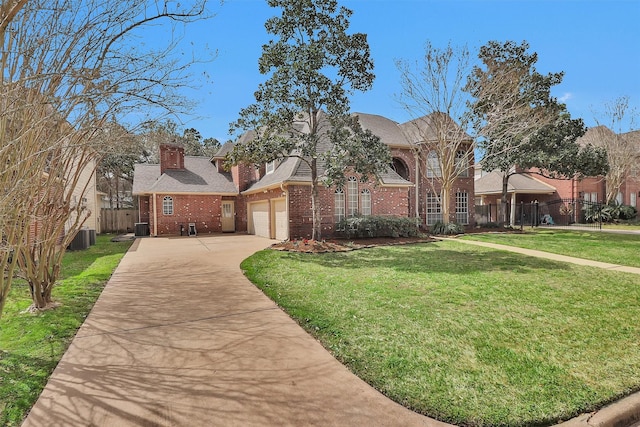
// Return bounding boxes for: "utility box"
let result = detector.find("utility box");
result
[134,222,149,237]
[69,229,90,251]
[88,229,96,246]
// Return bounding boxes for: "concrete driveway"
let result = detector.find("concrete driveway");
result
[23,234,443,427]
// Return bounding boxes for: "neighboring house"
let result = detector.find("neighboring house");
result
[132,111,475,239]
[474,126,640,225]
[70,157,102,235]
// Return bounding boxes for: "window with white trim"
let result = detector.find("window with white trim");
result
[456,191,469,225]
[335,188,345,224]
[455,150,469,177]
[426,151,442,178]
[265,160,275,174]
[347,176,358,216]
[616,191,623,205]
[425,193,442,225]
[162,196,173,215]
[360,189,371,216]
[631,192,637,207]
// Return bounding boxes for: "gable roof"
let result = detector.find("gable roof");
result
[212,140,235,159]
[132,156,238,195]
[475,171,556,196]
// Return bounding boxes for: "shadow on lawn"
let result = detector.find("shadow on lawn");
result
[0,351,57,426]
[279,241,573,275]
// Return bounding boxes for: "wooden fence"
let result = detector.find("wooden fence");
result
[101,209,138,233]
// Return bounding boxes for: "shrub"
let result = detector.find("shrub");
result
[479,222,500,229]
[337,215,420,238]
[430,221,465,235]
[583,202,638,223]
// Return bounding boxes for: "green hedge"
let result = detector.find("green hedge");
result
[336,215,420,238]
[430,221,465,235]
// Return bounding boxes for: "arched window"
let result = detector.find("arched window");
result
[162,196,173,215]
[391,157,409,180]
[334,188,345,224]
[347,176,358,216]
[455,150,469,177]
[360,189,371,216]
[426,151,442,178]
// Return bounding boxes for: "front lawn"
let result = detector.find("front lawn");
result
[0,235,133,426]
[242,240,640,426]
[460,229,640,267]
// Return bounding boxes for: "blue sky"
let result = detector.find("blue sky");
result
[162,0,639,142]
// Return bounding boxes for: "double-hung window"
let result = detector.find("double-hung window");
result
[163,196,173,215]
[456,191,469,225]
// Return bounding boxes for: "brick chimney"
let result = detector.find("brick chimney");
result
[159,144,185,174]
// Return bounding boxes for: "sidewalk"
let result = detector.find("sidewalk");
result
[443,237,640,275]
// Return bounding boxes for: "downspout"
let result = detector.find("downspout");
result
[281,183,289,239]
[152,193,157,236]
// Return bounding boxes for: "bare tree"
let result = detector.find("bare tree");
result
[588,96,639,204]
[396,42,474,224]
[96,122,140,209]
[1,0,213,314]
[465,41,563,224]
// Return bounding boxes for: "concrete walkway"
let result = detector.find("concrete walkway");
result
[22,235,446,427]
[444,238,640,275]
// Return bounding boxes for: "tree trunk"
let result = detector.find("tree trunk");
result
[440,187,451,224]
[500,173,510,225]
[115,173,121,209]
[310,158,321,240]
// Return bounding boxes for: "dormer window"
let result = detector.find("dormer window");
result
[266,160,276,174]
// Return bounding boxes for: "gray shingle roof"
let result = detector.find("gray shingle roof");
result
[475,171,556,195]
[213,141,235,159]
[132,156,238,195]
[243,111,413,193]
[354,112,412,148]
[400,112,471,144]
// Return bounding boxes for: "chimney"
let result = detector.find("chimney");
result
[159,144,185,174]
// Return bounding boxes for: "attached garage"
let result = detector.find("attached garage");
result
[249,201,270,238]
[272,198,288,241]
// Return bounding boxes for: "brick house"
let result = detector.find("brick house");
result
[132,111,475,239]
[474,126,640,225]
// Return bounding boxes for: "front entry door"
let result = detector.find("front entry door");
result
[221,201,235,232]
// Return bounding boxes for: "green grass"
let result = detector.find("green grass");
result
[601,222,640,231]
[0,235,132,426]
[461,229,640,267]
[242,241,640,427]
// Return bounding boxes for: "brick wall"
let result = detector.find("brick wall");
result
[390,148,417,218]
[286,182,410,239]
[139,196,150,223]
[411,146,475,227]
[151,193,223,236]
[159,144,185,174]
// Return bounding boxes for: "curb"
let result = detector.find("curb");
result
[557,392,640,427]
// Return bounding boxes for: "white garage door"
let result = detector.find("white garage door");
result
[250,202,270,238]
[273,199,288,241]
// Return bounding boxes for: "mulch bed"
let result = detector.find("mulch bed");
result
[270,236,436,253]
[270,227,522,253]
